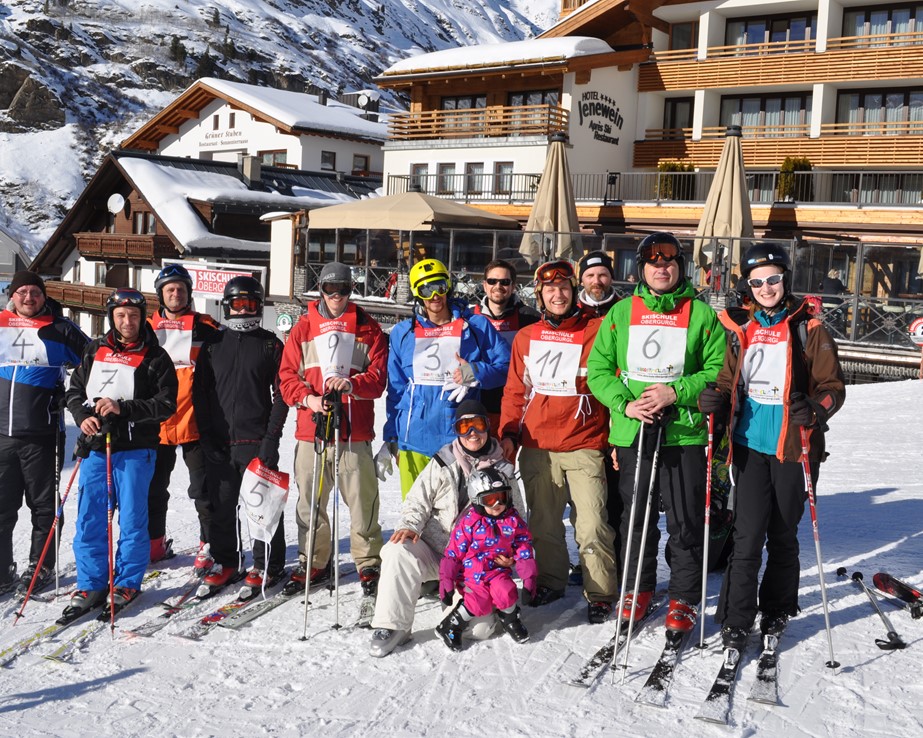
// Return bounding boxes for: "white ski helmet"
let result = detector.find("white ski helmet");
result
[467,467,512,516]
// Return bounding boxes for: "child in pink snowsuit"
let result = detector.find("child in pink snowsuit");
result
[437,467,536,649]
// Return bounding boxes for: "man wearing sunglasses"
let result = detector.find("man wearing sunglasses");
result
[385,258,510,497]
[499,259,619,624]
[278,262,387,603]
[471,259,539,434]
[587,232,725,637]
[0,272,89,597]
[146,263,221,567]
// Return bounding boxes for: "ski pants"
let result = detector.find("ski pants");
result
[204,443,285,573]
[371,538,495,638]
[0,434,61,573]
[147,441,208,541]
[462,571,519,617]
[398,450,431,500]
[294,439,383,572]
[518,446,618,601]
[74,448,155,591]
[616,443,706,603]
[715,444,817,628]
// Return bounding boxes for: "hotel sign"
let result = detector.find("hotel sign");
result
[577,90,623,146]
[162,260,266,301]
[199,129,249,150]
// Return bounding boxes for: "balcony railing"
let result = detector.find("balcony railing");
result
[76,233,178,262]
[387,105,568,141]
[388,169,923,207]
[44,281,158,313]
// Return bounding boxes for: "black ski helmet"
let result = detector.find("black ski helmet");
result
[636,232,685,284]
[106,288,146,332]
[221,275,264,320]
[154,263,193,307]
[467,467,512,518]
[740,242,792,296]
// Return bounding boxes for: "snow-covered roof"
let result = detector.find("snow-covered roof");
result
[117,157,355,254]
[196,78,388,141]
[381,37,615,77]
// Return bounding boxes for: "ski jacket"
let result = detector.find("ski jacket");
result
[0,302,89,438]
[577,288,619,318]
[397,440,522,555]
[278,301,387,443]
[384,298,510,457]
[499,308,609,453]
[66,324,178,453]
[586,281,725,448]
[442,504,534,586]
[149,309,221,446]
[192,326,288,448]
[714,300,845,463]
[472,296,540,416]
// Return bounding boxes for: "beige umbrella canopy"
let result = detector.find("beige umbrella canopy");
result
[519,132,582,265]
[693,125,754,274]
[307,190,521,231]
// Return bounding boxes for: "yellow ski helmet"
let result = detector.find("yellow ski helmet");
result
[409,258,452,300]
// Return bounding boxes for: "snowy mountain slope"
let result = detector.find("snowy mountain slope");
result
[0,380,921,736]
[0,0,560,256]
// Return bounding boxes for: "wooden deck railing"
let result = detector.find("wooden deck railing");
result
[44,281,158,313]
[388,105,568,140]
[76,233,178,262]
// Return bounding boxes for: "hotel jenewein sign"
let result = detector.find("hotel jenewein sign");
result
[577,91,623,146]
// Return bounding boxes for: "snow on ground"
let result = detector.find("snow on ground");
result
[1,381,922,737]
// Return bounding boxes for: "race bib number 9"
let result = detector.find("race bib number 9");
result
[412,320,463,386]
[742,325,789,405]
[312,305,358,381]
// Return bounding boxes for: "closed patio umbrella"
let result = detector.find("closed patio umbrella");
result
[693,125,754,277]
[519,132,581,265]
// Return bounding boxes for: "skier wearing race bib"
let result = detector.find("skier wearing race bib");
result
[192,276,289,598]
[587,233,725,636]
[0,272,89,597]
[64,289,177,617]
[278,262,387,604]
[697,243,845,649]
[499,259,618,624]
[384,258,510,497]
[146,263,221,566]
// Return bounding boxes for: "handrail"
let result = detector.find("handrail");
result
[388,104,568,140]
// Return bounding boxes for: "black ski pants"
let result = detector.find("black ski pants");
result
[204,443,285,573]
[715,444,818,628]
[147,442,208,542]
[616,442,706,603]
[0,434,61,572]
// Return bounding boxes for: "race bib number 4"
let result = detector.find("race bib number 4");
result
[412,320,463,386]
[0,314,51,366]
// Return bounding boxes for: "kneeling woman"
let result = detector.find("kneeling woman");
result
[698,243,845,648]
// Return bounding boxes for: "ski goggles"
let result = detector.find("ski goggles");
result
[638,241,681,264]
[485,277,512,287]
[454,415,489,436]
[227,296,260,313]
[474,489,510,508]
[321,282,352,297]
[534,260,576,285]
[747,274,784,288]
[417,279,450,300]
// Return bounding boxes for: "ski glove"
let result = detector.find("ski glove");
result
[374,442,394,481]
[438,557,463,607]
[789,392,817,428]
[258,438,281,471]
[441,380,473,403]
[698,384,729,416]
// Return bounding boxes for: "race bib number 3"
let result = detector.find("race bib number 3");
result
[412,320,463,386]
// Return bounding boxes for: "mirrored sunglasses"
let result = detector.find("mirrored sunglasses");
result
[476,490,510,508]
[321,282,352,297]
[485,278,512,287]
[455,415,489,436]
[747,274,784,288]
[535,261,575,285]
[418,279,450,300]
[228,296,259,312]
[639,241,681,264]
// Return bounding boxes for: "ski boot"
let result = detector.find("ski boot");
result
[59,589,106,624]
[436,601,470,651]
[497,605,529,643]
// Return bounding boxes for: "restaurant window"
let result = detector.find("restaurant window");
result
[663,98,694,138]
[465,162,485,195]
[321,151,336,171]
[212,114,219,130]
[228,112,236,129]
[352,154,370,174]
[719,93,811,137]
[494,162,514,195]
[259,150,287,167]
[437,163,456,195]
[670,21,698,50]
[410,163,429,192]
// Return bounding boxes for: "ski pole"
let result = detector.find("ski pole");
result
[800,426,839,669]
[607,423,646,677]
[697,412,715,651]
[14,457,82,623]
[106,432,116,635]
[328,390,343,630]
[836,569,907,650]
[300,411,331,641]
[54,415,62,596]
[619,423,663,679]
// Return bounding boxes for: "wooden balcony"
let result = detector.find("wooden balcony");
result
[388,105,568,141]
[44,281,158,314]
[76,233,178,263]
[640,32,923,92]
[560,0,589,16]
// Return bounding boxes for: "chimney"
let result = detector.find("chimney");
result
[239,154,262,187]
[318,90,328,106]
